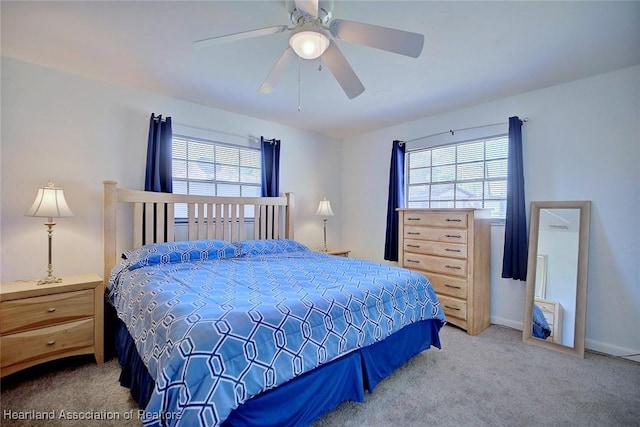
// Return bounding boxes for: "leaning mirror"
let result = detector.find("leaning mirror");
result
[523,201,591,357]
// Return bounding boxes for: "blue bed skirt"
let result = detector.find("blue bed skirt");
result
[114,318,442,426]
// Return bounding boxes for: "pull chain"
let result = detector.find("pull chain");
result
[297,56,301,112]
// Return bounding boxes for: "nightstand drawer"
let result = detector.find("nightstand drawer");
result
[0,289,94,334]
[535,300,556,314]
[0,318,94,369]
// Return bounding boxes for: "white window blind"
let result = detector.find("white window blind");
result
[171,135,262,218]
[406,135,509,220]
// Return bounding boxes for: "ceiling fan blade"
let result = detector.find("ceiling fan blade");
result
[321,42,365,99]
[295,0,318,18]
[329,19,424,58]
[258,47,296,94]
[193,25,289,50]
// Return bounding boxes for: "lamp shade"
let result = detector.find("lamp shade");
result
[26,180,74,218]
[289,26,330,60]
[316,198,334,217]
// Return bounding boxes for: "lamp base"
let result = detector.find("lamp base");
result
[321,218,329,252]
[37,275,63,285]
[38,224,62,285]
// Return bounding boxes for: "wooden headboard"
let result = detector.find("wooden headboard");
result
[103,181,294,284]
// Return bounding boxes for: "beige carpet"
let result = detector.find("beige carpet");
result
[1,324,638,426]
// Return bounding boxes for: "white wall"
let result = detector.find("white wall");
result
[0,58,342,283]
[340,66,640,359]
[2,57,638,359]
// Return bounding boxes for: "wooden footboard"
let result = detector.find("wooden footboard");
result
[103,181,294,285]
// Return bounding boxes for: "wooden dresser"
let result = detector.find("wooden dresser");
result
[0,273,104,377]
[398,208,491,335]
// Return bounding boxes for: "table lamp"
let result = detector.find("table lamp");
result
[25,180,74,285]
[316,198,334,252]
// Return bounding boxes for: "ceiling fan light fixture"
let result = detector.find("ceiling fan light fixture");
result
[289,27,329,60]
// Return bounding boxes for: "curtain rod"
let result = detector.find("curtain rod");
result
[398,118,528,145]
[150,113,172,123]
[153,118,261,142]
[150,118,278,145]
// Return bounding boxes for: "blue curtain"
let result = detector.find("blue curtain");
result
[261,137,280,197]
[502,116,527,280]
[145,114,173,193]
[384,140,406,261]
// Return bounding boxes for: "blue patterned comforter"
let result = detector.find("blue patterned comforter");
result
[107,239,445,426]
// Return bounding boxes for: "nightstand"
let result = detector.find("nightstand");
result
[0,273,104,377]
[319,249,351,257]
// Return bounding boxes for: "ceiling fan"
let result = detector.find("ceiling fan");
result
[193,0,424,99]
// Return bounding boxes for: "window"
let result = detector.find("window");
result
[172,135,261,217]
[406,135,508,220]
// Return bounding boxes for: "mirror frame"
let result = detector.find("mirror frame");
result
[523,200,591,357]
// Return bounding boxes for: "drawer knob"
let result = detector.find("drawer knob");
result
[407,232,420,235]
[445,234,462,238]
[444,284,462,289]
[446,218,462,222]
[47,307,57,313]
[445,264,462,270]
[444,305,461,311]
[47,340,56,346]
[445,248,462,253]
[406,259,420,264]
[407,217,421,221]
[407,244,420,248]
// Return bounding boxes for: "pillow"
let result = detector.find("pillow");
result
[122,239,239,270]
[235,239,310,257]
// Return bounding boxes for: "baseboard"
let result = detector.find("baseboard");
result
[490,316,523,331]
[490,317,638,362]
[585,338,640,363]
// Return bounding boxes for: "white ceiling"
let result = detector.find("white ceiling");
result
[2,1,639,138]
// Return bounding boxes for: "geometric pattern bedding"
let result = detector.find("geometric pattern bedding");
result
[107,239,446,426]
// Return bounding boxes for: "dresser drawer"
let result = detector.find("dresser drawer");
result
[0,318,94,369]
[403,253,468,278]
[404,212,468,228]
[404,239,467,259]
[438,294,467,321]
[403,226,468,243]
[0,289,94,334]
[427,272,468,299]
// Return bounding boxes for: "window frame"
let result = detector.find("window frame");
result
[171,133,262,220]
[405,134,509,223]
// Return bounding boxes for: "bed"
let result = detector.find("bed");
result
[103,181,446,426]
